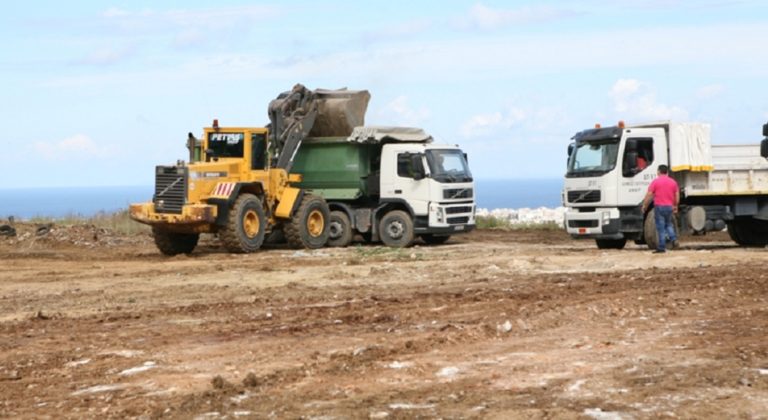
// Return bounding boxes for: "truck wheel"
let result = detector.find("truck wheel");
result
[328,210,352,247]
[379,210,414,248]
[220,193,266,253]
[152,227,199,256]
[595,238,627,249]
[643,208,678,250]
[420,234,451,245]
[728,220,768,246]
[284,194,330,249]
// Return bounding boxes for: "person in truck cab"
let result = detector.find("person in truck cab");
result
[641,164,679,253]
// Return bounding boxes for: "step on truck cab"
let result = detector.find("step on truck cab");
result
[291,126,476,247]
[563,120,768,249]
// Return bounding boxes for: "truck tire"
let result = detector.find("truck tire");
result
[379,210,414,248]
[595,238,627,249]
[284,194,330,249]
[220,193,266,253]
[728,220,768,246]
[420,234,451,245]
[328,210,352,248]
[152,227,199,256]
[643,208,679,250]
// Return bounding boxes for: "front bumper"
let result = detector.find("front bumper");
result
[425,202,476,233]
[564,207,623,240]
[129,202,217,230]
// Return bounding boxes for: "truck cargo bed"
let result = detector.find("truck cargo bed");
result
[680,144,768,196]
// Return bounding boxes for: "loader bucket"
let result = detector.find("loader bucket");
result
[309,89,371,137]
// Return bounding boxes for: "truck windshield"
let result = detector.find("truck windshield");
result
[567,139,619,177]
[426,149,472,183]
[207,132,244,158]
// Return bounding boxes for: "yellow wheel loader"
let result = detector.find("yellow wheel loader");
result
[130,85,370,255]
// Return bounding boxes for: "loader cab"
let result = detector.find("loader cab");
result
[201,125,270,172]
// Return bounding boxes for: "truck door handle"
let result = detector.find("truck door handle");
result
[394,189,402,194]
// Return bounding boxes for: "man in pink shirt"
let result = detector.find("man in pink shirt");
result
[642,165,680,253]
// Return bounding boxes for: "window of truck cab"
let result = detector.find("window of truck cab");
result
[207,132,244,158]
[567,138,619,177]
[621,137,654,177]
[425,149,472,182]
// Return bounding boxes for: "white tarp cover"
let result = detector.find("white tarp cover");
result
[668,122,713,172]
[347,126,433,144]
[632,121,713,172]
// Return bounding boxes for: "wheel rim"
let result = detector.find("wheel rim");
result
[328,220,342,239]
[243,209,260,238]
[307,210,324,237]
[386,220,404,239]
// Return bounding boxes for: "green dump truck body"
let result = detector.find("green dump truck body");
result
[291,137,380,201]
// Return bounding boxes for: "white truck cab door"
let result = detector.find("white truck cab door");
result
[380,148,430,215]
[617,129,668,205]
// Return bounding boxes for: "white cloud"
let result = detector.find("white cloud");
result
[461,3,577,30]
[77,46,135,66]
[375,96,431,127]
[695,84,726,99]
[609,79,688,121]
[461,105,568,139]
[362,19,432,44]
[34,134,116,161]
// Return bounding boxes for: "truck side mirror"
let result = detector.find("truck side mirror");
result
[763,122,768,137]
[411,154,425,180]
[761,139,768,159]
[567,143,575,158]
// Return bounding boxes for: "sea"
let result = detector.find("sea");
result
[0,179,564,219]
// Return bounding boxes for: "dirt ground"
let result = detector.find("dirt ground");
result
[1,224,767,419]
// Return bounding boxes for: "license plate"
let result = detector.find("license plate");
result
[578,228,587,234]
[454,225,465,231]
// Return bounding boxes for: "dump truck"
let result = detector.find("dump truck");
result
[291,126,476,247]
[563,120,768,249]
[130,85,370,255]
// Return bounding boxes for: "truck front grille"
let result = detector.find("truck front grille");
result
[567,190,601,203]
[568,220,598,228]
[446,206,473,214]
[154,166,188,214]
[443,188,473,199]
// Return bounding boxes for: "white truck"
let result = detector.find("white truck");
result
[563,120,768,249]
[291,126,476,247]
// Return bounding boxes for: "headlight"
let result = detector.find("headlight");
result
[602,211,610,225]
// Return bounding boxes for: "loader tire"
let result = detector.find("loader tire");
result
[379,210,414,248]
[220,193,266,253]
[284,195,330,249]
[152,227,199,256]
[420,234,451,245]
[327,210,352,248]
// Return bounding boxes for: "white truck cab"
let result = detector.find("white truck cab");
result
[563,121,768,249]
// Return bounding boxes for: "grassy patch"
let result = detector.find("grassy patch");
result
[27,210,149,235]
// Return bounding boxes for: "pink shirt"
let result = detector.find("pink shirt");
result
[648,175,678,206]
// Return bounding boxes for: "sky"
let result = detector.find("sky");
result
[1,0,767,188]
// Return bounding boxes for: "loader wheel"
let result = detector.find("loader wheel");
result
[152,227,199,256]
[284,195,330,249]
[379,210,414,248]
[420,234,451,245]
[328,210,352,248]
[220,193,266,253]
